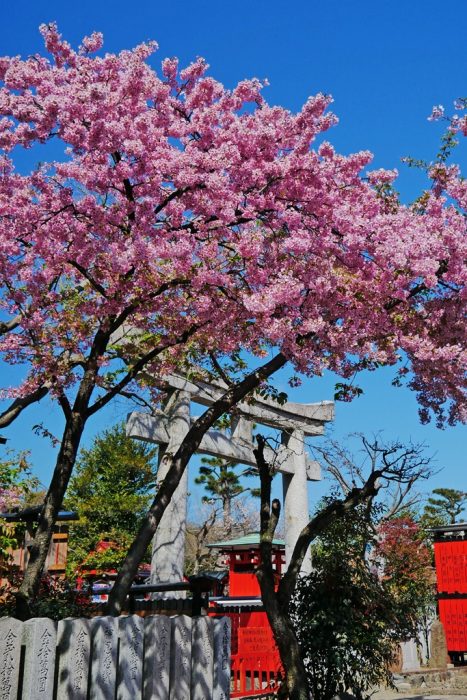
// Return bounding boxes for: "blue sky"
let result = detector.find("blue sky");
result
[0,0,465,513]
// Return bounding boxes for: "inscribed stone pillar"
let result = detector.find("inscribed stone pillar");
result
[429,618,449,669]
[90,616,118,700]
[169,615,192,700]
[152,390,191,591]
[281,428,312,574]
[191,616,214,700]
[22,617,57,700]
[400,639,421,671]
[57,618,91,700]
[212,617,231,700]
[117,615,144,700]
[143,615,172,700]
[0,617,23,700]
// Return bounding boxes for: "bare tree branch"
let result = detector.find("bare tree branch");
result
[154,186,191,215]
[209,353,234,387]
[86,324,203,417]
[0,315,21,337]
[67,260,109,298]
[313,434,433,521]
[110,388,156,412]
[107,278,190,337]
[0,385,50,428]
[277,471,382,610]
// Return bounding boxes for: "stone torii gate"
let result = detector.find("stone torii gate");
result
[127,374,334,588]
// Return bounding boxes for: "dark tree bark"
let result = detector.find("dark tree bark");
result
[255,435,310,700]
[0,385,50,429]
[15,412,88,619]
[14,321,198,618]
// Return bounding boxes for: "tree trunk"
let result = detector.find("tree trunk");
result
[15,328,108,619]
[106,490,165,615]
[15,412,87,619]
[223,496,232,534]
[106,447,194,615]
[257,569,310,699]
[255,433,311,699]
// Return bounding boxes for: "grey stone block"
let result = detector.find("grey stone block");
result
[213,617,231,700]
[169,615,192,700]
[22,617,57,700]
[143,615,171,700]
[394,681,412,691]
[90,616,118,700]
[57,617,91,700]
[0,617,23,700]
[191,616,214,700]
[117,615,144,700]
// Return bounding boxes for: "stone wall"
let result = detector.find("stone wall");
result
[392,666,467,695]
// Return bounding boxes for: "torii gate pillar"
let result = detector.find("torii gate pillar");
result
[281,428,311,574]
[151,390,191,593]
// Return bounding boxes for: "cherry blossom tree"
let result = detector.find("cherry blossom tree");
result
[0,25,465,618]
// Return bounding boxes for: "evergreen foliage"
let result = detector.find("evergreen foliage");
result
[291,503,434,700]
[0,451,39,561]
[421,487,466,526]
[194,455,259,525]
[64,423,157,576]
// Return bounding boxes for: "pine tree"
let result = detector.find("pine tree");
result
[195,456,259,529]
[422,488,466,526]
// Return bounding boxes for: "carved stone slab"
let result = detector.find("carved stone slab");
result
[191,616,214,700]
[57,618,91,700]
[90,616,118,700]
[22,617,57,699]
[212,617,231,700]
[401,639,421,671]
[169,615,192,700]
[117,615,144,700]
[0,617,23,700]
[143,615,171,700]
[429,618,448,669]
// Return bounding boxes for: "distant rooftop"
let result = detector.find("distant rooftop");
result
[430,522,467,542]
[207,532,285,550]
[1,506,78,522]
[430,522,467,533]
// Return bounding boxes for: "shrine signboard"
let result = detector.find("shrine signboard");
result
[238,627,275,655]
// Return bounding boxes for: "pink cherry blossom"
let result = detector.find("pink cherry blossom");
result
[0,25,464,429]
[428,105,445,121]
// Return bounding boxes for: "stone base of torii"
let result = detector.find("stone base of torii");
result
[126,373,334,593]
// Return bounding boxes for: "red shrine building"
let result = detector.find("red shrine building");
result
[207,533,285,697]
[433,522,467,664]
